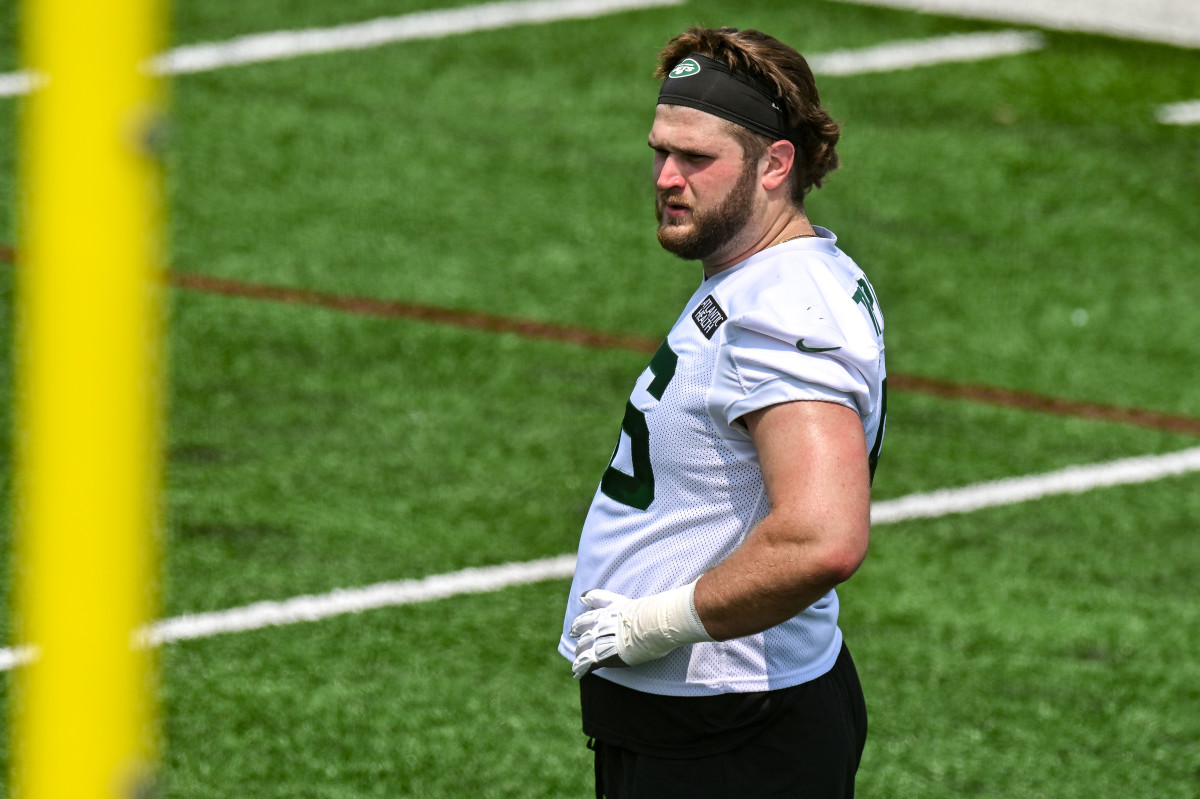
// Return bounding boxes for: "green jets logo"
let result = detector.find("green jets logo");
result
[669,58,702,78]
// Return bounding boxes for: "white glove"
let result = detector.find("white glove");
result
[569,581,714,679]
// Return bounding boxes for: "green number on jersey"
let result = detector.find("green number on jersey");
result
[599,340,885,500]
[600,341,678,510]
[852,277,882,335]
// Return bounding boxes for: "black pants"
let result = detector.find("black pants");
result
[588,646,867,799]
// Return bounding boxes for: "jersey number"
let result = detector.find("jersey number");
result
[600,341,677,510]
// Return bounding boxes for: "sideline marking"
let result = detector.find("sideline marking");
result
[142,555,580,647]
[825,0,1200,49]
[0,10,1044,98]
[150,0,684,75]
[808,30,1044,75]
[870,445,1200,523]
[0,72,42,97]
[1157,100,1200,126]
[3,445,1199,670]
[0,0,683,97]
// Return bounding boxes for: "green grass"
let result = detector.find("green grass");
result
[161,580,591,798]
[164,287,637,612]
[3,0,1200,795]
[849,477,1200,797]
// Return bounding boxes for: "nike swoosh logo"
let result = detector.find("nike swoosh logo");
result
[796,339,841,353]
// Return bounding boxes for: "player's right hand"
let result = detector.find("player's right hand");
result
[569,589,631,678]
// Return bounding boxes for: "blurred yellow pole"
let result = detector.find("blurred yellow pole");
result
[12,0,166,795]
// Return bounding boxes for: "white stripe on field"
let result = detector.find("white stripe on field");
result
[825,0,1200,50]
[0,0,683,97]
[141,554,578,647]
[0,645,37,672]
[870,445,1200,523]
[1156,100,1200,126]
[0,71,41,97]
[0,12,1046,99]
[3,446,1198,671]
[808,29,1044,75]
[0,556,579,671]
[150,0,684,75]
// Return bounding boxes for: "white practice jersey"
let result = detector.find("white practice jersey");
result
[559,228,886,697]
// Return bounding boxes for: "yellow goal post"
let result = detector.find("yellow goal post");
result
[12,0,167,796]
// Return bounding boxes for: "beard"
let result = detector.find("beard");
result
[656,162,759,262]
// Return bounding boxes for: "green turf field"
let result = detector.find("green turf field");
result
[2,0,1199,796]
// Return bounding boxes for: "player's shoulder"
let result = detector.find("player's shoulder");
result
[719,245,860,318]
[711,239,881,358]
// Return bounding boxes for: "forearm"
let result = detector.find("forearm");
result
[569,512,866,677]
[693,510,866,641]
[569,401,871,676]
[691,400,873,642]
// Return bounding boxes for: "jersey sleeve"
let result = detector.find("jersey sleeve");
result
[710,273,881,427]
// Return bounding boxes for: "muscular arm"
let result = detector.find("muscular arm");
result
[569,398,873,677]
[693,399,872,641]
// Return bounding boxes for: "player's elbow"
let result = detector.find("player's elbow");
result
[806,521,870,586]
[817,537,868,585]
[765,515,870,591]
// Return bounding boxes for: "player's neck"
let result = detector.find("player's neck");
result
[701,209,813,279]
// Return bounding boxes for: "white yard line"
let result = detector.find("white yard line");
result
[808,30,1044,75]
[826,1,1200,122]
[141,554,579,647]
[3,1,1194,123]
[870,446,1200,523]
[826,0,1200,49]
[0,71,42,97]
[3,445,1199,671]
[0,645,36,672]
[1156,100,1200,126]
[150,0,684,75]
[0,7,1044,99]
[0,0,683,98]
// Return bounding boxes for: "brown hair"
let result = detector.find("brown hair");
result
[655,27,840,202]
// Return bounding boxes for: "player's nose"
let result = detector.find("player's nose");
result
[654,157,686,191]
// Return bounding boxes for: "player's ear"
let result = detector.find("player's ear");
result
[761,140,795,192]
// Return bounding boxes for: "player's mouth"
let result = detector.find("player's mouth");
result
[658,194,693,221]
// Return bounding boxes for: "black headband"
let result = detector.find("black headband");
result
[657,53,791,143]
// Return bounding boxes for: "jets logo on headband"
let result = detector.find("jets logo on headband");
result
[659,53,792,144]
[669,58,702,78]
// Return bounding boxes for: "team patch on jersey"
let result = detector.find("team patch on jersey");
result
[691,295,727,339]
